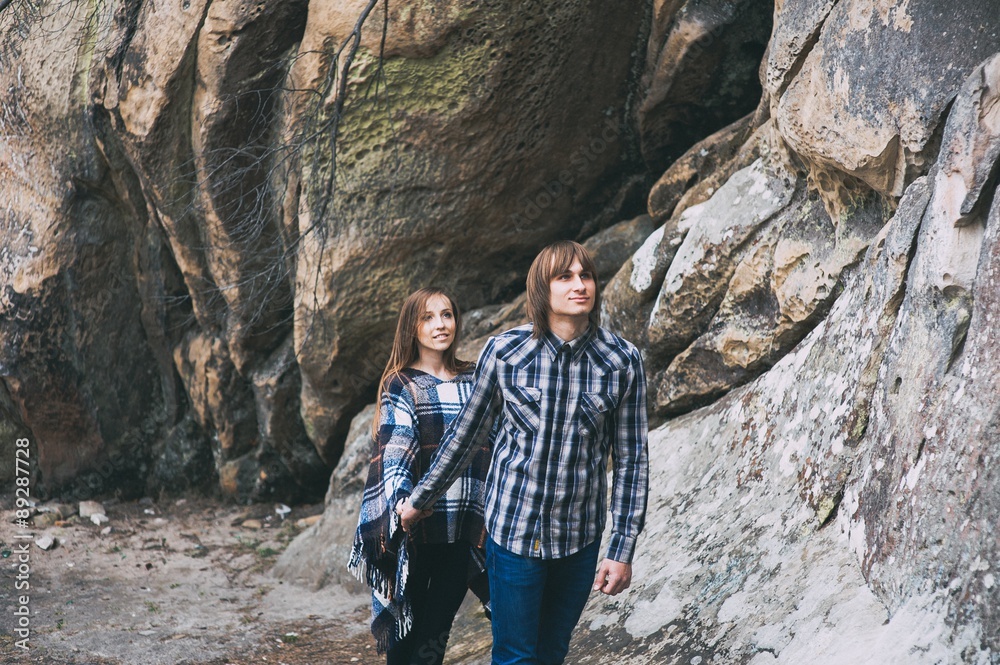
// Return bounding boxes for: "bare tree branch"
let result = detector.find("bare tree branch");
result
[309,0,382,227]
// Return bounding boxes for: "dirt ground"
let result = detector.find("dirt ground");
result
[0,494,492,665]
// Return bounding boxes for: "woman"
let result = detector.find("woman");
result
[349,287,491,665]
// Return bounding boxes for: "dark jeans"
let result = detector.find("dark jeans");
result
[387,541,471,665]
[485,538,600,665]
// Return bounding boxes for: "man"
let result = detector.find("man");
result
[399,240,649,665]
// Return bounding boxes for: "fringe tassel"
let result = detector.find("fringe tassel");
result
[350,534,414,656]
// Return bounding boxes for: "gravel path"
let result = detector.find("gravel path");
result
[0,495,396,664]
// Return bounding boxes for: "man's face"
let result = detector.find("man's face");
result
[549,258,596,319]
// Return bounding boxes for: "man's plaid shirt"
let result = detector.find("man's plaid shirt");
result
[408,323,649,563]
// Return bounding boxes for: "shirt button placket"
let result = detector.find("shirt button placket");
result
[547,343,572,558]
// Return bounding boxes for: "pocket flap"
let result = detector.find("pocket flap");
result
[581,391,617,414]
[502,385,541,405]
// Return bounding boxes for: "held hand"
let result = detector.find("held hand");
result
[395,497,432,532]
[593,558,632,596]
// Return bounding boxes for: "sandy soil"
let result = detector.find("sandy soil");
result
[0,494,493,665]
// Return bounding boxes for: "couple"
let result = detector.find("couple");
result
[349,241,650,665]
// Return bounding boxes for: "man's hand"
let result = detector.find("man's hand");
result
[395,497,432,532]
[593,558,632,596]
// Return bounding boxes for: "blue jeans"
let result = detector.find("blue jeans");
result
[486,538,600,665]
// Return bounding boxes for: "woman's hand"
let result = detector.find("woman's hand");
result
[395,497,432,532]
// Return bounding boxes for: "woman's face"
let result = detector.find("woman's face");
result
[414,294,457,356]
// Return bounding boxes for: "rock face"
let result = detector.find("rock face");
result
[636,0,772,172]
[582,2,1000,661]
[0,5,166,499]
[846,52,1000,634]
[4,0,1000,660]
[285,0,649,471]
[605,0,1000,421]
[569,50,1000,659]
[774,0,1000,202]
[0,0,648,500]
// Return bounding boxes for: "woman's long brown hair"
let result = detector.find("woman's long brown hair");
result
[371,288,474,439]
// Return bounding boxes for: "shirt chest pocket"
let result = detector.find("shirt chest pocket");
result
[579,391,618,439]
[501,385,542,434]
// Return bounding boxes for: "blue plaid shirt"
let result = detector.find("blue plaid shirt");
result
[408,323,649,563]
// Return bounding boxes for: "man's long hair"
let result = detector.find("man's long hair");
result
[371,288,474,439]
[525,240,601,339]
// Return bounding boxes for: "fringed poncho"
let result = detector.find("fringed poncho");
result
[348,368,491,653]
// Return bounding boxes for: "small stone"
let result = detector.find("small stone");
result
[100,526,113,536]
[37,502,75,519]
[52,503,76,519]
[35,535,56,550]
[241,519,262,530]
[79,501,105,519]
[33,513,59,528]
[295,515,322,529]
[143,509,156,515]
[91,514,110,526]
[138,497,155,507]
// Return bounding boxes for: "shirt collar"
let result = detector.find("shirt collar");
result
[541,325,595,362]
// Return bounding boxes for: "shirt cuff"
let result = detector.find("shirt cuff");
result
[408,484,432,511]
[606,532,638,564]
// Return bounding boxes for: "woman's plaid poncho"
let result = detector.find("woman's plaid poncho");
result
[348,367,491,653]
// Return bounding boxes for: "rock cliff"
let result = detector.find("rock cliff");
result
[2,0,999,660]
[0,0,657,501]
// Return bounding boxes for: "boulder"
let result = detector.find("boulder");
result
[636,0,772,171]
[646,113,759,223]
[583,215,657,287]
[653,179,885,415]
[774,0,1000,205]
[79,501,106,519]
[285,0,648,465]
[270,404,374,591]
[645,157,797,365]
